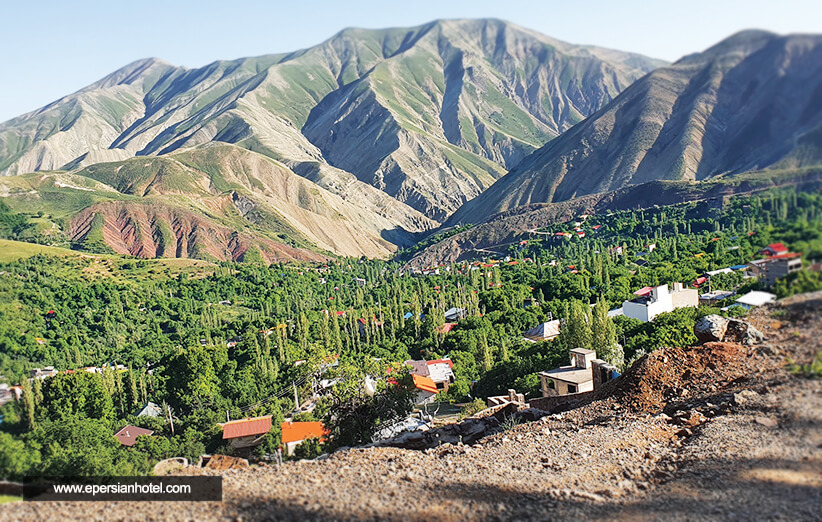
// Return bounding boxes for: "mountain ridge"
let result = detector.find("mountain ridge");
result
[448,30,822,225]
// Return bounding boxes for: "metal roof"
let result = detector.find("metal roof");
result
[221,416,272,439]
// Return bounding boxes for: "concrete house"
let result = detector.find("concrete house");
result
[538,349,619,397]
[406,358,455,393]
[523,320,561,342]
[622,283,698,323]
[748,253,802,288]
[412,374,439,404]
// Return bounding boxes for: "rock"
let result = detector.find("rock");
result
[205,454,250,471]
[724,319,765,345]
[153,457,189,475]
[754,416,778,428]
[694,315,729,343]
[733,390,759,406]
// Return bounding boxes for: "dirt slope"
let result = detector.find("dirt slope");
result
[3,293,820,521]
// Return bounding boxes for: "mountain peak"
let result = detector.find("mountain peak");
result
[88,57,179,91]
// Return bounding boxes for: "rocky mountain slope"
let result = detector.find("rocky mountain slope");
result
[0,143,439,259]
[4,293,819,520]
[406,167,822,269]
[450,30,822,224]
[0,19,663,224]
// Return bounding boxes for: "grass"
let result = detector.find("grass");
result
[0,239,104,262]
[0,495,21,504]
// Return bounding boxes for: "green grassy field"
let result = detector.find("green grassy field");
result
[0,495,21,504]
[0,239,99,262]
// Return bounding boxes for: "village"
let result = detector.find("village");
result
[1,213,815,468]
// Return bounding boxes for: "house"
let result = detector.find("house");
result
[444,307,467,321]
[538,349,619,397]
[0,384,17,407]
[135,402,163,418]
[622,283,699,323]
[354,277,367,287]
[699,290,736,306]
[281,421,328,456]
[607,307,624,318]
[437,322,457,334]
[412,374,439,404]
[220,415,272,449]
[114,425,154,447]
[760,243,789,257]
[406,358,455,393]
[748,253,802,288]
[522,320,561,342]
[30,367,58,380]
[722,291,776,311]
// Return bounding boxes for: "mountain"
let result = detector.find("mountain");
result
[405,167,822,269]
[0,19,664,225]
[0,143,438,259]
[449,31,822,224]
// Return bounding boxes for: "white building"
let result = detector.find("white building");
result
[622,283,698,323]
[538,348,620,398]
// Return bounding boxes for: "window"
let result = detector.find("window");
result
[436,382,444,390]
[546,379,555,389]
[568,384,577,394]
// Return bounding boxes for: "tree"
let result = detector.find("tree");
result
[20,378,36,429]
[591,298,624,369]
[562,300,592,351]
[322,357,413,449]
[0,432,41,480]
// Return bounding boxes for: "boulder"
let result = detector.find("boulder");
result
[694,315,729,343]
[153,457,189,475]
[724,319,765,345]
[204,454,249,471]
[694,316,764,345]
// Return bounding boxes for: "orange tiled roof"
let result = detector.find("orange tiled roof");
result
[222,416,272,439]
[281,421,328,444]
[412,374,438,394]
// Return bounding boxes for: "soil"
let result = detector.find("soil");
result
[3,292,820,521]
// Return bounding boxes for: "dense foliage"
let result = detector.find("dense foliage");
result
[0,187,820,478]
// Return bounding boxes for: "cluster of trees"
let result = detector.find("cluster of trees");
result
[0,187,820,478]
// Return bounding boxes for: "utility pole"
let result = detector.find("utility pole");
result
[293,382,299,411]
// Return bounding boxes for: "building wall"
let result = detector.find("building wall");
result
[540,374,593,397]
[671,288,699,309]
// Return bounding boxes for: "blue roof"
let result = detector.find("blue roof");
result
[403,312,413,319]
[730,265,748,270]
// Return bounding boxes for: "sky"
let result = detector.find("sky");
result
[0,0,820,122]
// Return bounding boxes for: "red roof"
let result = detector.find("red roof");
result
[412,374,438,394]
[281,421,328,444]
[438,323,456,334]
[222,416,272,439]
[592,225,601,230]
[114,425,154,446]
[427,358,454,369]
[634,286,654,296]
[767,252,801,260]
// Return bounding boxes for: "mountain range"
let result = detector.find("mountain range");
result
[1,20,820,261]
[449,30,822,224]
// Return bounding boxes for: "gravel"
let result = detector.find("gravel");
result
[3,293,820,521]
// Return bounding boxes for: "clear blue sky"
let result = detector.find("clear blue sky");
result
[1,0,820,122]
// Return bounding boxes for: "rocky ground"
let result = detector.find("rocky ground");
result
[3,293,821,521]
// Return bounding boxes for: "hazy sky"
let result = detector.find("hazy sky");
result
[1,0,820,122]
